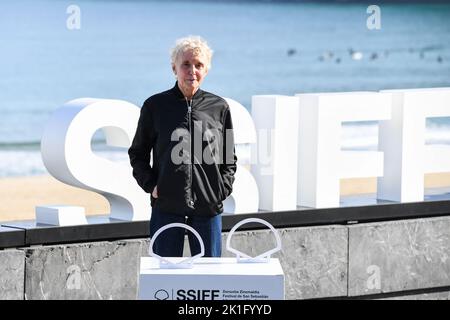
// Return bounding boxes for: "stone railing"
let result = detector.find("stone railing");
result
[1,213,450,300]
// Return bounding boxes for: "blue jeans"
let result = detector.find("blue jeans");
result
[149,206,222,257]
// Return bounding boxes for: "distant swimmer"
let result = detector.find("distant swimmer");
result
[335,57,341,64]
[287,48,297,56]
[322,51,333,59]
[318,50,333,61]
[437,56,443,63]
[370,52,378,60]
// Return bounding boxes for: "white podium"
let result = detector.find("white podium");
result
[138,257,284,300]
[138,218,285,300]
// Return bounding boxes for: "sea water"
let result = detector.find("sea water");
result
[1,0,449,177]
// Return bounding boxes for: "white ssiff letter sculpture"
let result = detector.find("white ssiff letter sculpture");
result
[38,88,450,225]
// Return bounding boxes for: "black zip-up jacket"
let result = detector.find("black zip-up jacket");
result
[128,83,237,217]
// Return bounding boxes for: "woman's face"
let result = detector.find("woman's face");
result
[173,49,209,97]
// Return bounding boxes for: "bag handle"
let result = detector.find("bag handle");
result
[149,223,205,269]
[225,218,282,263]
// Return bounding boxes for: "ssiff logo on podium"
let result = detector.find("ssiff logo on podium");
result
[138,257,284,300]
[152,288,270,300]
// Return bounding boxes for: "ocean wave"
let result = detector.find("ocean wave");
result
[342,122,450,149]
[0,141,41,150]
[1,124,450,177]
[0,149,129,178]
[0,139,109,151]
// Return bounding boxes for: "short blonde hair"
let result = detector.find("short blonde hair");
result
[170,35,213,70]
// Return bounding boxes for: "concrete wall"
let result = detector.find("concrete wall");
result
[0,249,24,300]
[23,240,143,300]
[1,215,449,300]
[221,225,348,299]
[348,216,450,297]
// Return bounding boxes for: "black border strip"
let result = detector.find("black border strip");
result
[1,199,450,248]
[0,226,25,248]
[222,199,450,230]
[1,218,150,247]
[24,220,150,246]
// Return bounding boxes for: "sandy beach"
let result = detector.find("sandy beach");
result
[1,173,450,222]
[0,175,110,222]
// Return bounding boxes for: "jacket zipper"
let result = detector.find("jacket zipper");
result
[186,98,194,207]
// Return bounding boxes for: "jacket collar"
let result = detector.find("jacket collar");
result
[171,81,204,100]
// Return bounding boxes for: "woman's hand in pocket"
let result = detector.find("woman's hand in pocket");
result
[152,185,159,198]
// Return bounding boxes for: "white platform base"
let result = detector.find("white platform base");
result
[139,257,284,300]
[35,205,88,226]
